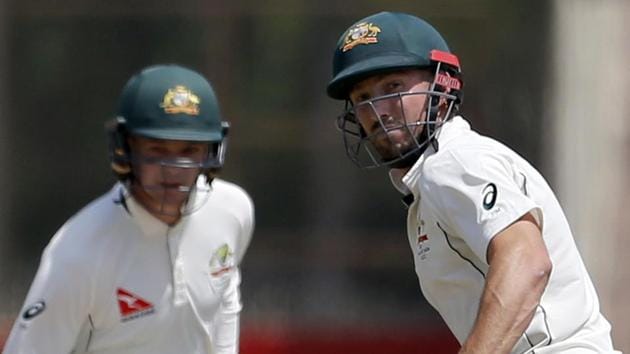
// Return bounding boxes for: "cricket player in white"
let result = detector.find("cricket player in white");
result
[326,11,619,353]
[4,65,254,354]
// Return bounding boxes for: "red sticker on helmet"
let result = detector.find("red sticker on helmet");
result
[435,73,461,90]
[430,50,461,69]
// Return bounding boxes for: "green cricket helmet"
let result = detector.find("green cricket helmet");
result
[107,64,229,180]
[327,12,463,169]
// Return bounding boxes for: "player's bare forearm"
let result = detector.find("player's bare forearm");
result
[459,213,552,354]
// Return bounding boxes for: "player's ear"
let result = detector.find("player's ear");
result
[106,116,132,176]
[439,74,453,105]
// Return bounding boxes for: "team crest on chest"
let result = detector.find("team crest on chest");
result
[160,85,200,115]
[341,22,381,52]
[416,219,431,260]
[210,244,235,277]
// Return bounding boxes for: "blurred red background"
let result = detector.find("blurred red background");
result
[0,320,459,353]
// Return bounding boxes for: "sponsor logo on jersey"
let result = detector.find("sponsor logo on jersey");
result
[117,288,155,322]
[416,220,431,260]
[22,301,46,320]
[341,22,381,52]
[160,85,200,115]
[209,244,235,277]
[482,183,497,210]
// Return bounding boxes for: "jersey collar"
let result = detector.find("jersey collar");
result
[393,115,471,200]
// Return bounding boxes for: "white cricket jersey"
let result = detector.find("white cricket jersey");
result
[4,178,254,354]
[394,116,616,353]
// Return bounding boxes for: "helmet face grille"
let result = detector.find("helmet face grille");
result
[121,140,228,217]
[336,82,459,169]
[105,118,229,182]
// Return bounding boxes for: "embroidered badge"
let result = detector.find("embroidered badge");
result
[341,22,381,52]
[209,244,235,277]
[160,85,200,115]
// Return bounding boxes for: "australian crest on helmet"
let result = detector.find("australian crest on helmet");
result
[160,85,200,115]
[341,22,381,52]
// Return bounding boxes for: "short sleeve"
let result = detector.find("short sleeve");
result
[422,150,540,263]
[3,238,92,354]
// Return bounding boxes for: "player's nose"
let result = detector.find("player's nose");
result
[371,97,398,120]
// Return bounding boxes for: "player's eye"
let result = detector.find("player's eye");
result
[351,92,371,105]
[385,80,403,92]
[182,146,201,155]
[147,146,168,154]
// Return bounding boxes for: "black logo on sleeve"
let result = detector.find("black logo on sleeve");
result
[482,183,497,210]
[22,301,46,320]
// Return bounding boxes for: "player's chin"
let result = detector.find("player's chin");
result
[373,129,412,144]
[374,137,415,158]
